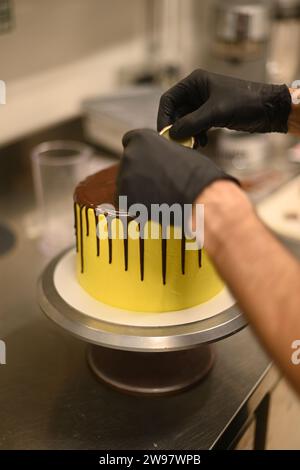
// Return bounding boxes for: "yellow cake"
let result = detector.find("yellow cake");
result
[73,165,223,312]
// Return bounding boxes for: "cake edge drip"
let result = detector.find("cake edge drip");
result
[73,202,203,285]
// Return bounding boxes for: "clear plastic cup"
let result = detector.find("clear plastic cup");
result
[31,140,92,255]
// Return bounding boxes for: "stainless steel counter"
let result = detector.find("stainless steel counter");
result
[0,119,293,449]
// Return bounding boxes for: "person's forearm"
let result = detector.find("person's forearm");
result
[288,88,300,136]
[194,181,300,392]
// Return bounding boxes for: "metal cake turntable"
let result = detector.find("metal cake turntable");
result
[38,248,247,395]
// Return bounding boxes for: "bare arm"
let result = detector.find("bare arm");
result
[194,181,300,392]
[288,88,300,137]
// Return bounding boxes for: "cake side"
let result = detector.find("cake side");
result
[73,164,224,312]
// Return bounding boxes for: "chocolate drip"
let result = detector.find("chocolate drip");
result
[78,206,133,271]
[74,165,138,275]
[123,220,128,271]
[79,206,84,273]
[107,217,113,264]
[94,210,100,257]
[181,229,185,275]
[160,215,167,285]
[73,202,78,253]
[162,238,167,285]
[198,249,202,268]
[85,206,89,236]
[76,200,197,280]
[139,224,144,281]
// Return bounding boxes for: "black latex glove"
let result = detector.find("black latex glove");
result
[117,129,238,215]
[157,69,291,145]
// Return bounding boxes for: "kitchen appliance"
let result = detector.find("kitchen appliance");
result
[0,0,13,34]
[119,0,184,87]
[217,129,271,176]
[207,0,271,81]
[83,87,162,155]
[267,0,300,84]
[207,1,274,183]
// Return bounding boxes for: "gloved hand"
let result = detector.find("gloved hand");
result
[157,69,291,145]
[117,129,238,215]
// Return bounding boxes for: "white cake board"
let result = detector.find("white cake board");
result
[38,247,246,353]
[54,249,236,329]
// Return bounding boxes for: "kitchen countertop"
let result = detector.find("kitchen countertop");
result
[0,190,279,451]
[0,120,298,450]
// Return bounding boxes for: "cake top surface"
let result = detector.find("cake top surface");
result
[74,164,118,208]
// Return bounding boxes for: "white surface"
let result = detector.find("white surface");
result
[54,249,236,328]
[257,176,300,242]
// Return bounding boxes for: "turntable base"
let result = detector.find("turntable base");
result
[87,344,214,395]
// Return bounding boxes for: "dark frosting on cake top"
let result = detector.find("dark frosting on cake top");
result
[74,164,118,208]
